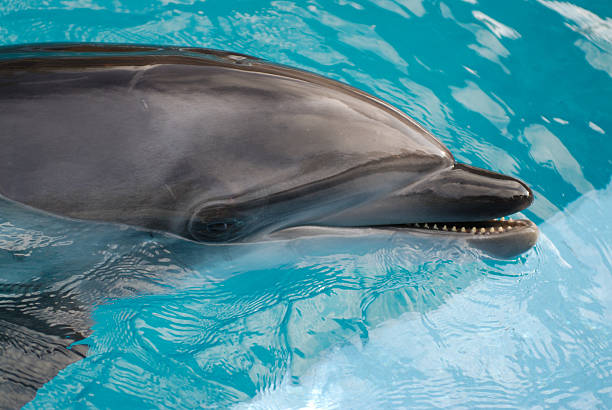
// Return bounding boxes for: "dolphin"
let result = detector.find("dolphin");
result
[0,43,538,259]
[0,43,539,405]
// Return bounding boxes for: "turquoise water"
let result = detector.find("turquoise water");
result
[0,0,611,407]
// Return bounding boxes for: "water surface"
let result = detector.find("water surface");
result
[0,0,611,407]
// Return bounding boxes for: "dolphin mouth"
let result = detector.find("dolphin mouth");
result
[368,216,539,259]
[301,163,538,258]
[391,216,534,235]
[271,217,538,260]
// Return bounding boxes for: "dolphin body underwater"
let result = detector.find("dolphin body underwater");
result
[0,43,538,406]
[0,43,538,258]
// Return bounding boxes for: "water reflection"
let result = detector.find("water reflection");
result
[366,0,412,19]
[314,6,409,70]
[521,124,593,195]
[539,1,612,78]
[440,2,516,74]
[472,10,520,40]
[450,80,510,132]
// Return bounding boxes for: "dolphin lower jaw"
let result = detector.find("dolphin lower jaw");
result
[268,217,538,260]
[385,217,539,259]
[382,218,539,257]
[270,218,538,260]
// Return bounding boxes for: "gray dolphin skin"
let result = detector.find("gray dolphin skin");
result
[0,43,538,259]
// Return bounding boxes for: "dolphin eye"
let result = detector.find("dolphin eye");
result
[206,221,231,233]
[204,218,241,235]
[188,205,245,242]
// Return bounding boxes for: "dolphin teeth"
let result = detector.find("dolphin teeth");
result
[412,221,517,233]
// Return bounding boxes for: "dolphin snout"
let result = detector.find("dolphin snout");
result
[306,161,538,259]
[414,163,533,222]
[311,163,533,226]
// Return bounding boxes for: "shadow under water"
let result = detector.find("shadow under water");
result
[0,196,532,408]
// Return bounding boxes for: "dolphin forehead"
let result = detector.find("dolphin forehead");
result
[0,45,453,235]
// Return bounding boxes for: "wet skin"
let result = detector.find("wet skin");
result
[0,43,538,259]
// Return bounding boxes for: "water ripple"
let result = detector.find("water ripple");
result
[0,0,610,408]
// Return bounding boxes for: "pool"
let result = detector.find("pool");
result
[1,0,611,407]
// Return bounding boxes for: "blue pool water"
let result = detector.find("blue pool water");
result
[1,0,611,407]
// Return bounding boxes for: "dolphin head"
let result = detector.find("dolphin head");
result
[147,48,539,260]
[186,155,537,259]
[0,44,538,259]
[173,63,538,259]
